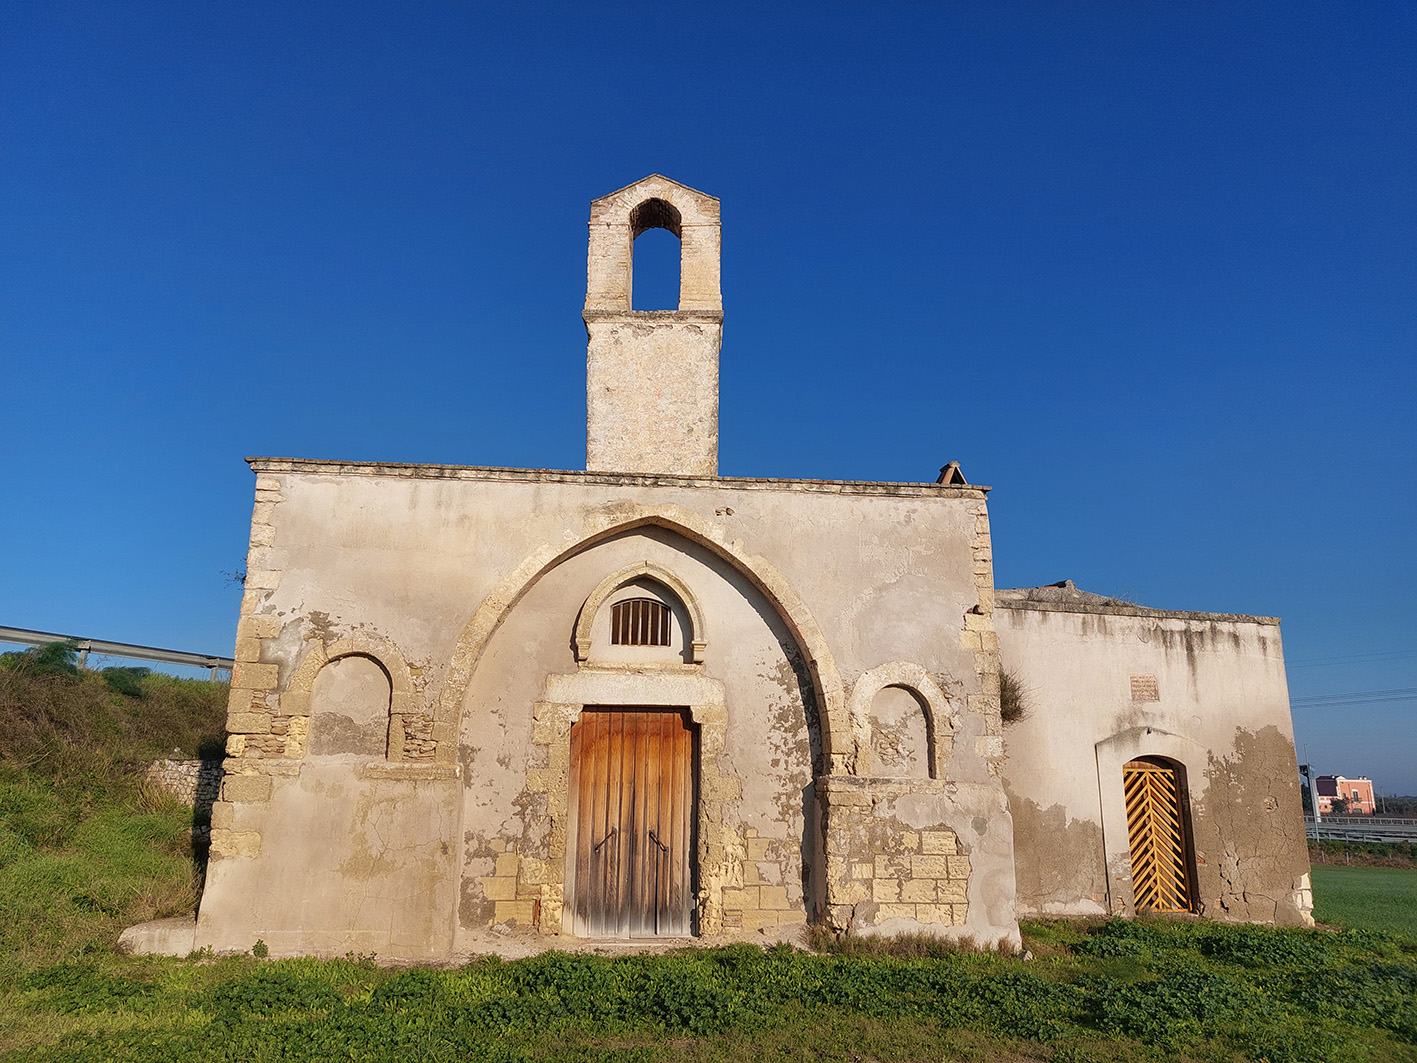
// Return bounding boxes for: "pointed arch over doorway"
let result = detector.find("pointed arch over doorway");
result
[432,504,851,770]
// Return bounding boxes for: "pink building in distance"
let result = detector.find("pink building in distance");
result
[1315,775,1377,815]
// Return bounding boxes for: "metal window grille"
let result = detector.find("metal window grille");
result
[611,599,671,646]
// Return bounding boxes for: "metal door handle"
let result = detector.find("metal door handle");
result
[593,826,618,854]
[648,828,669,855]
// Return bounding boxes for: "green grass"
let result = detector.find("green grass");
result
[0,763,199,973]
[2,921,1416,1061]
[1313,865,1417,938]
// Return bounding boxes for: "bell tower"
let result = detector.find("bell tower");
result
[584,175,723,477]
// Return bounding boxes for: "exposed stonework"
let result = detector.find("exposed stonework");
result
[960,504,1005,776]
[821,781,971,929]
[143,758,224,808]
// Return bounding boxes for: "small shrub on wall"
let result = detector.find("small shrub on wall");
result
[1000,669,1030,725]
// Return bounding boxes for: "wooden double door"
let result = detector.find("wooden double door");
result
[563,708,696,937]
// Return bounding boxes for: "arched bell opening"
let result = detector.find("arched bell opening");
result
[629,197,683,311]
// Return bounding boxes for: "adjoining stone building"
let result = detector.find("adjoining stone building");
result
[995,582,1313,926]
[168,176,1309,959]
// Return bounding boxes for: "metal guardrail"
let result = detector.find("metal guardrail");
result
[1305,816,1417,843]
[0,625,233,680]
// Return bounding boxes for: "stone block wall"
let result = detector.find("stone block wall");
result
[474,841,550,930]
[719,829,809,932]
[819,778,975,933]
[960,501,1005,773]
[143,758,224,808]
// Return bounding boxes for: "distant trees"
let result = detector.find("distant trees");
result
[0,641,152,697]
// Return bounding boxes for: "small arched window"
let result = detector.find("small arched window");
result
[611,598,672,646]
[869,685,934,780]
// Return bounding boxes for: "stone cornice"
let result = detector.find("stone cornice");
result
[995,597,1278,626]
[245,457,991,498]
[582,309,723,324]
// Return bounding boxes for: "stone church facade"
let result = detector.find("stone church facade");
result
[180,176,1310,959]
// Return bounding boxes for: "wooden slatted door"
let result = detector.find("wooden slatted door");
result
[563,708,695,937]
[1123,759,1193,913]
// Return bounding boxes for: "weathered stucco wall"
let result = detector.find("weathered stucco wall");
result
[194,461,1018,956]
[996,594,1312,926]
[585,314,721,477]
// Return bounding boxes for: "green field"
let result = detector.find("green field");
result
[1313,864,1417,938]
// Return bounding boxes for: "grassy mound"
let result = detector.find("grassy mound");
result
[0,660,228,972]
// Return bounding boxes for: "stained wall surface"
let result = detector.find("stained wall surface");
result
[194,461,1019,957]
[995,589,1313,926]
[585,315,721,476]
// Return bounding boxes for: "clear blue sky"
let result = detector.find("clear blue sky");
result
[2,4,1413,790]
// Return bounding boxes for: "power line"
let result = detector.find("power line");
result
[1289,649,1417,668]
[1291,688,1417,707]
